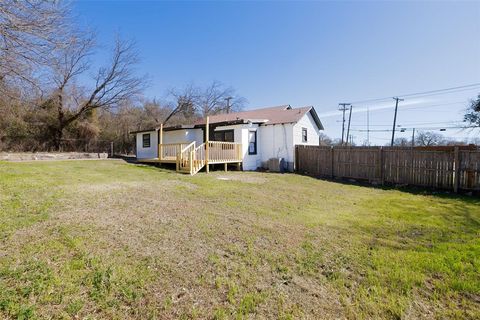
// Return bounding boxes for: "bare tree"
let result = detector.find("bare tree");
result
[318,133,332,146]
[198,81,246,116]
[163,81,246,125]
[46,36,145,149]
[164,84,199,125]
[415,131,445,146]
[392,137,410,146]
[0,0,67,93]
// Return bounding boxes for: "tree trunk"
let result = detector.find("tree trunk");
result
[52,125,64,151]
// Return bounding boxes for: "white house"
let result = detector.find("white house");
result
[132,105,323,173]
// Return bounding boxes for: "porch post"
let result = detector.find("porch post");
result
[205,116,210,173]
[159,123,163,160]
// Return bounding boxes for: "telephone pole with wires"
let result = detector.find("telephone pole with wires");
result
[346,105,353,146]
[390,97,404,146]
[338,103,351,145]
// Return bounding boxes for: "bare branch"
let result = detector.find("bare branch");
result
[0,0,69,94]
[62,37,146,127]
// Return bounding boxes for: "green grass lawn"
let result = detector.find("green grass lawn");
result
[0,160,479,319]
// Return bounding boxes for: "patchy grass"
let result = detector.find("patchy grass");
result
[0,160,479,319]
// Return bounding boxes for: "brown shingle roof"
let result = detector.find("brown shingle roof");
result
[194,105,323,129]
[130,105,324,134]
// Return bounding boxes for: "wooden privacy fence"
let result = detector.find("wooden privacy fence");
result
[295,145,480,192]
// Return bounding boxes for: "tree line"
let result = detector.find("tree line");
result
[1,1,478,154]
[0,1,245,153]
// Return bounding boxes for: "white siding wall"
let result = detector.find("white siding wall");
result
[136,130,158,159]
[293,111,321,146]
[163,129,203,145]
[214,124,261,171]
[258,123,295,171]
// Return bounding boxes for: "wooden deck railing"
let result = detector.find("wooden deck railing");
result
[207,141,242,163]
[194,143,206,162]
[178,141,196,170]
[156,141,242,175]
[159,142,189,160]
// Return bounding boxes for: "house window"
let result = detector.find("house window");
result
[302,128,308,143]
[142,133,151,148]
[248,130,257,155]
[213,130,234,142]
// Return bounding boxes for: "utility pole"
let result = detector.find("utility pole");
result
[366,106,370,146]
[338,103,351,145]
[411,128,415,147]
[390,97,404,147]
[346,105,353,146]
[225,96,233,113]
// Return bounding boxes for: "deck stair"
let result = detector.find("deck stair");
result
[177,142,206,175]
[139,141,242,176]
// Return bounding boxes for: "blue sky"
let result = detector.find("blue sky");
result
[74,0,480,145]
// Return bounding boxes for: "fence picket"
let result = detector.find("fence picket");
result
[296,145,479,192]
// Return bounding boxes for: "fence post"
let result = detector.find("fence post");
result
[410,146,414,185]
[453,146,460,193]
[331,146,334,178]
[205,116,209,173]
[295,145,299,172]
[379,147,384,185]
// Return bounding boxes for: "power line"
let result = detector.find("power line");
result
[348,120,465,127]
[399,100,466,111]
[330,101,466,122]
[351,125,479,132]
[330,100,467,120]
[343,82,480,105]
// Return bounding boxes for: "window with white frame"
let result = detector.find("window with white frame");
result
[248,130,257,155]
[302,128,307,142]
[142,133,151,148]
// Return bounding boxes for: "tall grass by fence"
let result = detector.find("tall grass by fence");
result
[295,145,480,192]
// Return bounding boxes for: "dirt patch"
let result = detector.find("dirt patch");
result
[214,172,268,184]
[66,179,197,195]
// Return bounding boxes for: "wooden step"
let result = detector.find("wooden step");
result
[177,160,206,175]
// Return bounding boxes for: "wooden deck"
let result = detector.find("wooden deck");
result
[138,141,243,175]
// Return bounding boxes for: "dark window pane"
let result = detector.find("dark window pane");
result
[225,131,234,142]
[248,131,257,155]
[142,133,151,148]
[213,130,234,142]
[302,128,307,142]
[214,132,223,141]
